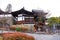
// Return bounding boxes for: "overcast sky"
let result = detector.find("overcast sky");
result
[0,0,60,17]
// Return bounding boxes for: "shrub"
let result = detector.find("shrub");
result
[10,26,16,30]
[3,32,35,40]
[16,27,21,31]
[21,27,28,32]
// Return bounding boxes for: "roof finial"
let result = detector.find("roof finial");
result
[23,7,24,9]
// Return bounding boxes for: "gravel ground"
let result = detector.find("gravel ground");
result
[26,33,60,40]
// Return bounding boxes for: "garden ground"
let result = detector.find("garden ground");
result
[0,31,60,40]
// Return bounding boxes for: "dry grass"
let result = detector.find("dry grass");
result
[0,36,3,40]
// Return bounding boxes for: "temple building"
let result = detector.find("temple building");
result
[0,8,48,31]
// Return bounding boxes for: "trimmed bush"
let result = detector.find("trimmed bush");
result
[16,27,21,31]
[10,26,16,30]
